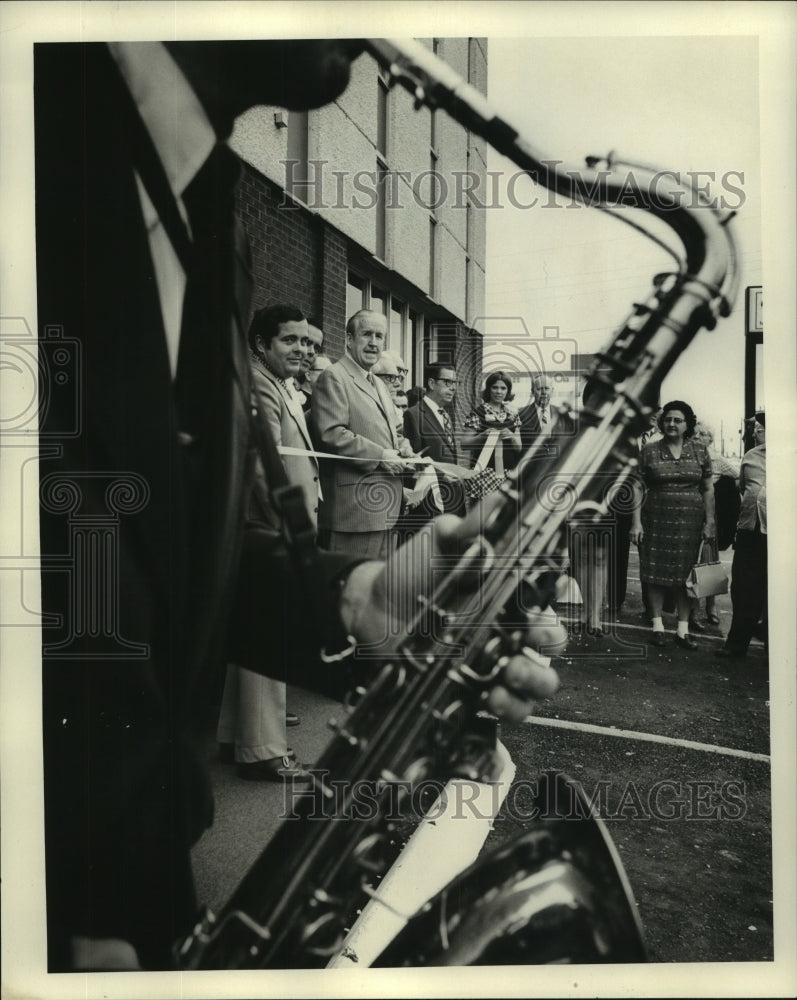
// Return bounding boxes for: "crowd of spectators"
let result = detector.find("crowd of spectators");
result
[218,308,768,786]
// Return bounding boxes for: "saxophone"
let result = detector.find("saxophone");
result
[175,38,738,970]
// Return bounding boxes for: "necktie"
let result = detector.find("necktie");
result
[441,409,455,453]
[540,406,548,425]
[175,143,241,440]
[172,143,242,674]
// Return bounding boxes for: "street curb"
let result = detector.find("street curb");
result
[327,740,516,969]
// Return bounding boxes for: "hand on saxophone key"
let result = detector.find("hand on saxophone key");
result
[483,630,562,724]
[339,493,565,723]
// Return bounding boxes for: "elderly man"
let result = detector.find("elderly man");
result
[311,309,413,557]
[517,372,575,456]
[518,373,554,449]
[371,351,408,439]
[382,348,408,385]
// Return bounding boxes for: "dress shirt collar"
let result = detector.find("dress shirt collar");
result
[424,395,445,421]
[345,351,379,386]
[425,396,455,434]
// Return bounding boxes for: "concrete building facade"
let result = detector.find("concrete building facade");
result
[230,38,488,418]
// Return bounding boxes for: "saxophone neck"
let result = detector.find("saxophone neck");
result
[364,37,739,320]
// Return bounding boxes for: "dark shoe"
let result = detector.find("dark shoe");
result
[651,631,667,647]
[714,646,746,660]
[688,615,707,633]
[236,756,312,783]
[220,744,295,764]
[286,712,300,727]
[707,612,721,626]
[674,634,698,650]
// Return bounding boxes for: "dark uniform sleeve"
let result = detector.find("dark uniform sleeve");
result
[226,525,362,701]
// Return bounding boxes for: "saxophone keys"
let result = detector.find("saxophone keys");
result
[326,717,361,747]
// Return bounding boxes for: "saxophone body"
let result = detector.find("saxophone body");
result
[176,38,738,970]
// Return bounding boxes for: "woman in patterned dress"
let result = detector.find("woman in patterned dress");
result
[630,400,716,649]
[460,371,523,502]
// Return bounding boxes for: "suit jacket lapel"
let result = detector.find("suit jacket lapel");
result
[341,354,397,444]
[259,364,318,467]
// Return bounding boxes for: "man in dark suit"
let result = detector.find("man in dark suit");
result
[403,363,467,518]
[518,372,555,451]
[33,39,565,972]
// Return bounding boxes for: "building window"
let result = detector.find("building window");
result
[348,271,423,381]
[377,73,389,158]
[370,284,387,318]
[285,109,309,202]
[347,273,366,321]
[375,167,388,261]
[376,71,390,263]
[429,217,437,299]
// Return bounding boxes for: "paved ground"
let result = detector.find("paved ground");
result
[191,546,779,972]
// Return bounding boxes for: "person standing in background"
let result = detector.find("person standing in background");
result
[403,363,468,519]
[631,400,715,650]
[715,413,767,660]
[311,309,410,558]
[216,304,318,782]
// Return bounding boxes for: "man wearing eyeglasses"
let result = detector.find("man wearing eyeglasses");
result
[403,364,467,518]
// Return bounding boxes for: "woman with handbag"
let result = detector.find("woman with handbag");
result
[630,400,716,650]
[689,422,741,630]
[715,413,767,660]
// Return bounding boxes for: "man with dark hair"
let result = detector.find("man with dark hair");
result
[403,363,467,517]
[217,304,316,782]
[34,39,565,972]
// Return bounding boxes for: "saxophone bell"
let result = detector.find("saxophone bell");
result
[371,771,647,966]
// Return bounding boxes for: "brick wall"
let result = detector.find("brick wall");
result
[236,162,351,359]
[320,227,348,357]
[236,163,323,325]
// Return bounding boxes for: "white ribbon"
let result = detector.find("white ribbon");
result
[473,428,502,474]
[278,446,433,467]
[406,464,444,511]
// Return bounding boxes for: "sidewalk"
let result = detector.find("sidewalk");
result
[191,544,766,961]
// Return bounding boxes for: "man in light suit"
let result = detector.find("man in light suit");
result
[217,304,319,782]
[403,363,467,519]
[311,309,413,557]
